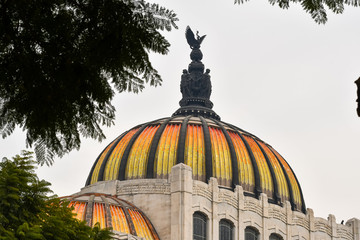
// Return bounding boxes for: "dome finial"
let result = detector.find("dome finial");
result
[172,26,220,120]
[185,26,205,72]
[185,26,206,50]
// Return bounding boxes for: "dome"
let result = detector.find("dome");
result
[86,116,305,213]
[85,28,305,214]
[62,193,159,240]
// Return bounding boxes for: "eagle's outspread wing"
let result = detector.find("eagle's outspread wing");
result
[198,35,206,45]
[185,26,197,49]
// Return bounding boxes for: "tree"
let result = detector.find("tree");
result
[235,0,360,24]
[0,151,113,239]
[0,0,178,165]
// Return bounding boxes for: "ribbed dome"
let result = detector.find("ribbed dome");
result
[86,116,306,213]
[85,27,306,214]
[63,193,159,240]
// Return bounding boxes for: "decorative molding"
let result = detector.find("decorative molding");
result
[193,184,212,201]
[268,207,286,223]
[292,216,310,231]
[314,219,332,236]
[337,226,354,240]
[218,190,238,209]
[116,179,170,195]
[244,199,263,217]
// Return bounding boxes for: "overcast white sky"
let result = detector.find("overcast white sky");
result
[1,0,360,224]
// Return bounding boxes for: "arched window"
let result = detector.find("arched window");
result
[193,212,207,240]
[245,227,259,240]
[269,233,283,240]
[219,219,234,240]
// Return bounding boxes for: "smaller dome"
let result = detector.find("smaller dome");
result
[62,193,159,240]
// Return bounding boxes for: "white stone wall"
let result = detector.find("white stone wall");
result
[80,163,359,240]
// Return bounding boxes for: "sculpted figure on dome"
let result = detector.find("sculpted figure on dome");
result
[180,69,191,98]
[202,69,211,99]
[180,68,211,100]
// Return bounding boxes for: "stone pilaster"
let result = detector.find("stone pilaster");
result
[209,177,219,239]
[170,163,193,240]
[328,214,336,239]
[286,201,292,240]
[236,185,245,240]
[261,193,269,239]
[307,208,315,240]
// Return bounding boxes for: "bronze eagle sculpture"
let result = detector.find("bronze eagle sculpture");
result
[185,26,206,49]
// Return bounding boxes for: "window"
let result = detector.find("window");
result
[245,227,259,240]
[269,233,283,240]
[193,212,207,240]
[219,219,234,240]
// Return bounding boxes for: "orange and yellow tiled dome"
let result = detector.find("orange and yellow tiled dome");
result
[86,27,306,214]
[86,116,305,213]
[63,193,159,240]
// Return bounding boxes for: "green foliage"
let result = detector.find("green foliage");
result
[0,0,178,165]
[0,151,113,239]
[234,0,360,24]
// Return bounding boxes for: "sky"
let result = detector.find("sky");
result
[1,0,360,224]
